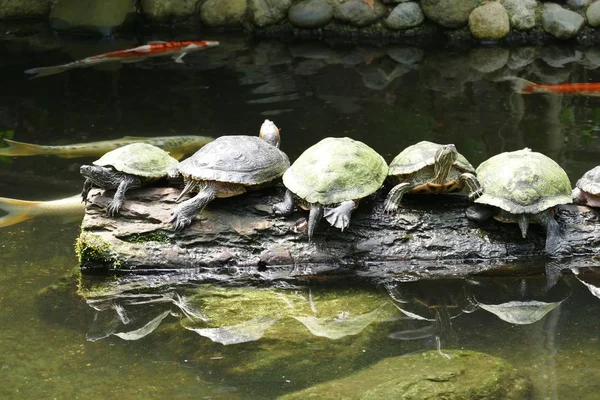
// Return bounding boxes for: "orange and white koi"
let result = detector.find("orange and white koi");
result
[24,40,220,79]
[508,77,600,96]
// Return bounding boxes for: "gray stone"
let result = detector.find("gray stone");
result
[0,0,50,19]
[384,2,424,30]
[333,0,387,27]
[280,351,531,400]
[49,0,135,36]
[567,0,592,9]
[249,0,291,27]
[501,0,536,30]
[288,0,333,28]
[469,2,510,40]
[470,47,509,73]
[421,0,482,28]
[200,0,247,27]
[587,1,600,27]
[584,47,600,67]
[387,46,424,64]
[539,46,583,68]
[140,0,197,23]
[541,3,584,39]
[507,47,536,70]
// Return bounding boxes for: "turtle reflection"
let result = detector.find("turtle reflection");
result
[571,267,600,300]
[469,276,571,325]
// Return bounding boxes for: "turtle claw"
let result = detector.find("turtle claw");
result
[106,200,122,217]
[383,201,399,214]
[170,211,192,231]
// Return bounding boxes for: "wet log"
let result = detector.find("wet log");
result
[76,185,600,281]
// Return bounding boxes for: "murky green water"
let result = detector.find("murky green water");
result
[1,32,600,399]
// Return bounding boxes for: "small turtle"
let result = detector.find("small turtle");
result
[170,120,289,230]
[273,137,387,240]
[466,148,572,257]
[80,143,179,216]
[383,141,482,213]
[572,166,600,207]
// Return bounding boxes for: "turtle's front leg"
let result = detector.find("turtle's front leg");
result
[81,179,93,203]
[107,175,142,216]
[324,200,357,231]
[273,189,295,216]
[459,172,483,200]
[170,183,218,230]
[383,183,413,213]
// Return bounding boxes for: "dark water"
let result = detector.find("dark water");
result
[1,32,600,399]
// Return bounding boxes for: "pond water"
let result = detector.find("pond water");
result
[1,32,600,399]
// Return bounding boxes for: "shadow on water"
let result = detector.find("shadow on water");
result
[1,31,600,398]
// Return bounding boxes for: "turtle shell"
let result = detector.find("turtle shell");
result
[93,143,178,178]
[178,135,290,185]
[475,148,572,214]
[388,141,475,176]
[576,166,600,195]
[283,137,388,204]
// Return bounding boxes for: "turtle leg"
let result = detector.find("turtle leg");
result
[273,189,295,216]
[81,179,93,203]
[459,172,483,200]
[170,182,217,230]
[465,204,495,222]
[324,200,357,231]
[517,214,529,238]
[176,180,199,203]
[536,209,571,258]
[308,203,324,241]
[107,174,142,216]
[383,183,414,213]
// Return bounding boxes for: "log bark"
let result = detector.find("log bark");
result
[77,186,600,281]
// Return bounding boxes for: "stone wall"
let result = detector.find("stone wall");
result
[3,0,600,43]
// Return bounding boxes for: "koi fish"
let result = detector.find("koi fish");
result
[24,40,220,79]
[0,195,84,228]
[508,77,600,96]
[0,135,214,160]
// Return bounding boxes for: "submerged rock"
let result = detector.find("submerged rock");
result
[49,0,136,36]
[200,0,247,27]
[541,3,584,39]
[280,350,531,399]
[421,0,482,28]
[384,2,425,30]
[0,0,51,19]
[333,0,387,27]
[469,2,510,41]
[288,0,333,28]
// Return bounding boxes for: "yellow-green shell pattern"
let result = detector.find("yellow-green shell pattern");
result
[283,137,388,205]
[93,143,179,178]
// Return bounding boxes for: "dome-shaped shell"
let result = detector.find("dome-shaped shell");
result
[93,143,178,178]
[475,149,572,214]
[388,141,475,176]
[179,135,290,185]
[283,137,388,204]
[576,166,600,195]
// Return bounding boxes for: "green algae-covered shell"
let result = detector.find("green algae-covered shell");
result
[576,166,600,195]
[93,143,178,178]
[388,141,475,176]
[283,137,388,204]
[179,136,290,185]
[475,148,572,214]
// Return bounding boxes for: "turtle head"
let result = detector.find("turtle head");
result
[433,144,458,184]
[259,119,281,148]
[80,165,123,189]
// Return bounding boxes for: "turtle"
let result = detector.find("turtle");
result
[572,166,600,208]
[80,143,179,216]
[465,148,572,257]
[170,120,289,230]
[383,141,482,213]
[272,137,387,240]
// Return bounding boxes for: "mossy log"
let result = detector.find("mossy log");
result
[77,186,600,281]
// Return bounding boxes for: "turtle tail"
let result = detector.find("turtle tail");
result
[0,197,37,228]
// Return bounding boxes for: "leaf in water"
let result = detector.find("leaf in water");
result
[293,306,383,340]
[476,300,563,325]
[113,310,171,340]
[182,316,278,345]
[363,0,374,10]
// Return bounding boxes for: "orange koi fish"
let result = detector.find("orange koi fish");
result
[24,40,220,79]
[508,77,600,96]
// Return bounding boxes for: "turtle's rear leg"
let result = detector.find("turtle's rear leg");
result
[324,200,357,231]
[384,183,413,213]
[459,172,482,200]
[536,209,571,258]
[308,203,324,241]
[273,189,295,216]
[170,182,218,230]
[465,204,495,222]
[107,174,142,216]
